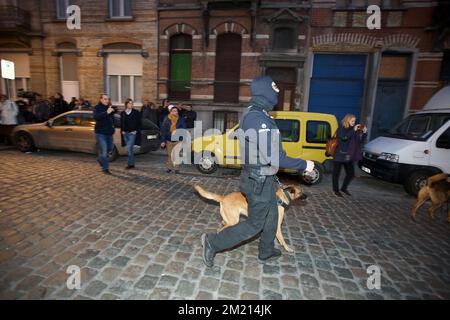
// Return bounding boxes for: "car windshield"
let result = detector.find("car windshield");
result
[385,113,450,141]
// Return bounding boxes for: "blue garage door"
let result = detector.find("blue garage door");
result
[308,54,367,123]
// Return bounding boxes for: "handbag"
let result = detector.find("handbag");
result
[325,130,338,157]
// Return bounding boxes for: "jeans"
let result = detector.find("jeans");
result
[96,133,113,171]
[123,132,136,166]
[208,172,278,258]
[332,161,355,192]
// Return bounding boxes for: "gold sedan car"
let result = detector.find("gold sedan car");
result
[12,110,160,161]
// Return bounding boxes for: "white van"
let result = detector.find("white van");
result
[360,86,450,196]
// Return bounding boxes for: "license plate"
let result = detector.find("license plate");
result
[147,135,157,140]
[361,166,371,174]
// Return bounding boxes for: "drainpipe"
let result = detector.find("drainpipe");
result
[156,1,160,102]
[38,0,48,96]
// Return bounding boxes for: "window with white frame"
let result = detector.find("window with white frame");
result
[1,78,31,100]
[109,0,132,18]
[0,53,31,100]
[106,54,142,106]
[56,0,70,19]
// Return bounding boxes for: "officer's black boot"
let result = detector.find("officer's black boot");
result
[201,233,216,267]
[258,248,281,264]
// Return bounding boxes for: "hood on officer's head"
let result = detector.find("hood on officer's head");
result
[250,76,279,110]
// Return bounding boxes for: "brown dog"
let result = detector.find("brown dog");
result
[194,184,305,252]
[411,173,450,222]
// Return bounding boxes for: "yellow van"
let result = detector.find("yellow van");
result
[192,111,338,185]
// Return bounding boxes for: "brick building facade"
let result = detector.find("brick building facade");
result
[1,0,448,138]
[158,0,311,132]
[307,0,449,140]
[0,0,158,108]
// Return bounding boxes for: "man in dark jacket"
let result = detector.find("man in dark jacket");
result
[181,104,197,131]
[120,98,141,169]
[94,94,115,174]
[201,76,314,267]
[33,94,50,123]
[53,93,69,116]
[141,100,159,129]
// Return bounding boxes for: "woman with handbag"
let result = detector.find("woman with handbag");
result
[331,114,367,197]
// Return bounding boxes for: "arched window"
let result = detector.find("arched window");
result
[273,27,295,50]
[169,34,192,100]
[214,33,242,103]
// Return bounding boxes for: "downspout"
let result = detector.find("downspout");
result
[156,1,160,102]
[38,0,48,96]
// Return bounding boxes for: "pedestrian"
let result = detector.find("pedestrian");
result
[120,98,141,169]
[201,76,315,267]
[94,94,116,174]
[159,99,169,128]
[181,104,197,136]
[0,94,19,144]
[53,93,69,116]
[69,97,77,110]
[141,99,159,129]
[160,104,185,173]
[33,94,50,123]
[331,114,367,197]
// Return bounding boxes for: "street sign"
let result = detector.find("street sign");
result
[1,59,15,80]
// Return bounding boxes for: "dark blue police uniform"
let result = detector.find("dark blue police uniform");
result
[202,76,308,266]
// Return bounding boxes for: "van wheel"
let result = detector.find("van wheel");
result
[300,163,324,185]
[403,171,431,196]
[14,132,35,152]
[196,152,218,174]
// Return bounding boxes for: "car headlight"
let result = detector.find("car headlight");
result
[378,152,399,162]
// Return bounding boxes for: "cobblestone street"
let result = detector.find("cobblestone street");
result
[0,148,449,300]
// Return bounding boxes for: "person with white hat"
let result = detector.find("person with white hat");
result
[160,104,186,173]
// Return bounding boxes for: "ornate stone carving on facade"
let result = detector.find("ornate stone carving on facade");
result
[312,33,377,50]
[312,33,420,50]
[163,23,198,36]
[383,34,420,48]
[211,21,248,35]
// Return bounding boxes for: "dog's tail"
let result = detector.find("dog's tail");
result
[427,173,448,187]
[194,185,224,203]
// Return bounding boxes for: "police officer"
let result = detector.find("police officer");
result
[201,76,314,266]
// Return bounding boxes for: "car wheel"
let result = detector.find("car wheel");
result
[14,132,35,152]
[404,170,432,197]
[300,162,324,185]
[196,152,218,174]
[108,146,119,162]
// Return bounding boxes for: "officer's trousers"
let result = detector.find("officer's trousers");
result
[208,172,278,258]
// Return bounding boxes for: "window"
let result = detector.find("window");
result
[213,111,239,133]
[106,53,143,105]
[52,113,82,126]
[80,114,95,127]
[56,0,70,20]
[306,121,331,143]
[109,0,132,18]
[436,127,450,149]
[389,114,450,141]
[108,75,142,105]
[273,27,295,50]
[169,34,192,100]
[1,78,31,100]
[214,33,242,103]
[274,119,300,142]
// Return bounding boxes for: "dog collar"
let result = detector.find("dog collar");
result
[277,189,292,209]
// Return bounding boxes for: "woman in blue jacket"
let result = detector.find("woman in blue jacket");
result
[160,105,185,173]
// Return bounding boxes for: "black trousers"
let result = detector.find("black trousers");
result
[209,172,278,258]
[332,161,355,192]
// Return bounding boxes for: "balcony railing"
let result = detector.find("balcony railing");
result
[0,6,31,31]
